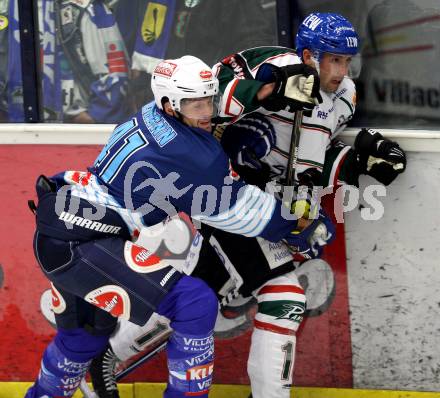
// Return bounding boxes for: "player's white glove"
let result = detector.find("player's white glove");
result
[261,64,323,113]
[284,73,321,105]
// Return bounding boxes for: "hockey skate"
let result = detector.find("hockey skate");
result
[88,345,120,398]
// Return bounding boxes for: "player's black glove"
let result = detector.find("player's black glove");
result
[290,168,322,219]
[261,63,323,113]
[354,128,406,185]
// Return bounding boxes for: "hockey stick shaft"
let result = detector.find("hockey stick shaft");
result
[79,379,98,398]
[115,339,169,381]
[285,110,303,186]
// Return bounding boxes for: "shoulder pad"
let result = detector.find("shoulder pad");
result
[242,46,301,70]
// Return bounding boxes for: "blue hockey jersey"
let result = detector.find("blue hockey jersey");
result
[49,102,297,243]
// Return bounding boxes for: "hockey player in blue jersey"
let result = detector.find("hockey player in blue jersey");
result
[24,55,334,398]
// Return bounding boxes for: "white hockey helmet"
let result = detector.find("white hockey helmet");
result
[151,55,219,118]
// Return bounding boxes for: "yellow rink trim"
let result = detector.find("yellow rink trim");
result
[1,382,440,398]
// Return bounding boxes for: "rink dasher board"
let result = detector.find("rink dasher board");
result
[0,124,440,152]
[3,383,440,398]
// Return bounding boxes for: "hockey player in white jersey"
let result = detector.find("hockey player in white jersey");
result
[88,12,406,398]
[215,14,405,188]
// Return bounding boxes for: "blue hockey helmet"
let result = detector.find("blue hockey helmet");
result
[295,13,359,60]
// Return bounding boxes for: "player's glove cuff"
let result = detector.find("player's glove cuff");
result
[283,209,335,260]
[289,168,322,219]
[221,113,276,170]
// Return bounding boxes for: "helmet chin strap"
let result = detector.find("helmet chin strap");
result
[311,50,321,76]
[175,110,186,123]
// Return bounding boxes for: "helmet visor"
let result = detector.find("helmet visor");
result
[316,52,362,79]
[179,95,221,120]
[348,53,362,79]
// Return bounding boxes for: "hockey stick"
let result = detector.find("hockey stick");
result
[105,291,252,382]
[83,287,241,387]
[115,338,169,381]
[285,110,303,186]
[79,379,98,398]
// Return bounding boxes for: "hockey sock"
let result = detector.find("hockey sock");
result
[248,328,297,398]
[247,273,305,398]
[157,275,218,398]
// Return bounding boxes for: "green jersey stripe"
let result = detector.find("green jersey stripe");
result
[301,122,332,135]
[339,96,354,114]
[297,158,323,168]
[259,299,306,318]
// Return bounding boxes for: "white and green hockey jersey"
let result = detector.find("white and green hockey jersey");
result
[213,46,360,187]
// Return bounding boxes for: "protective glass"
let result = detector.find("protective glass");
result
[327,52,361,79]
